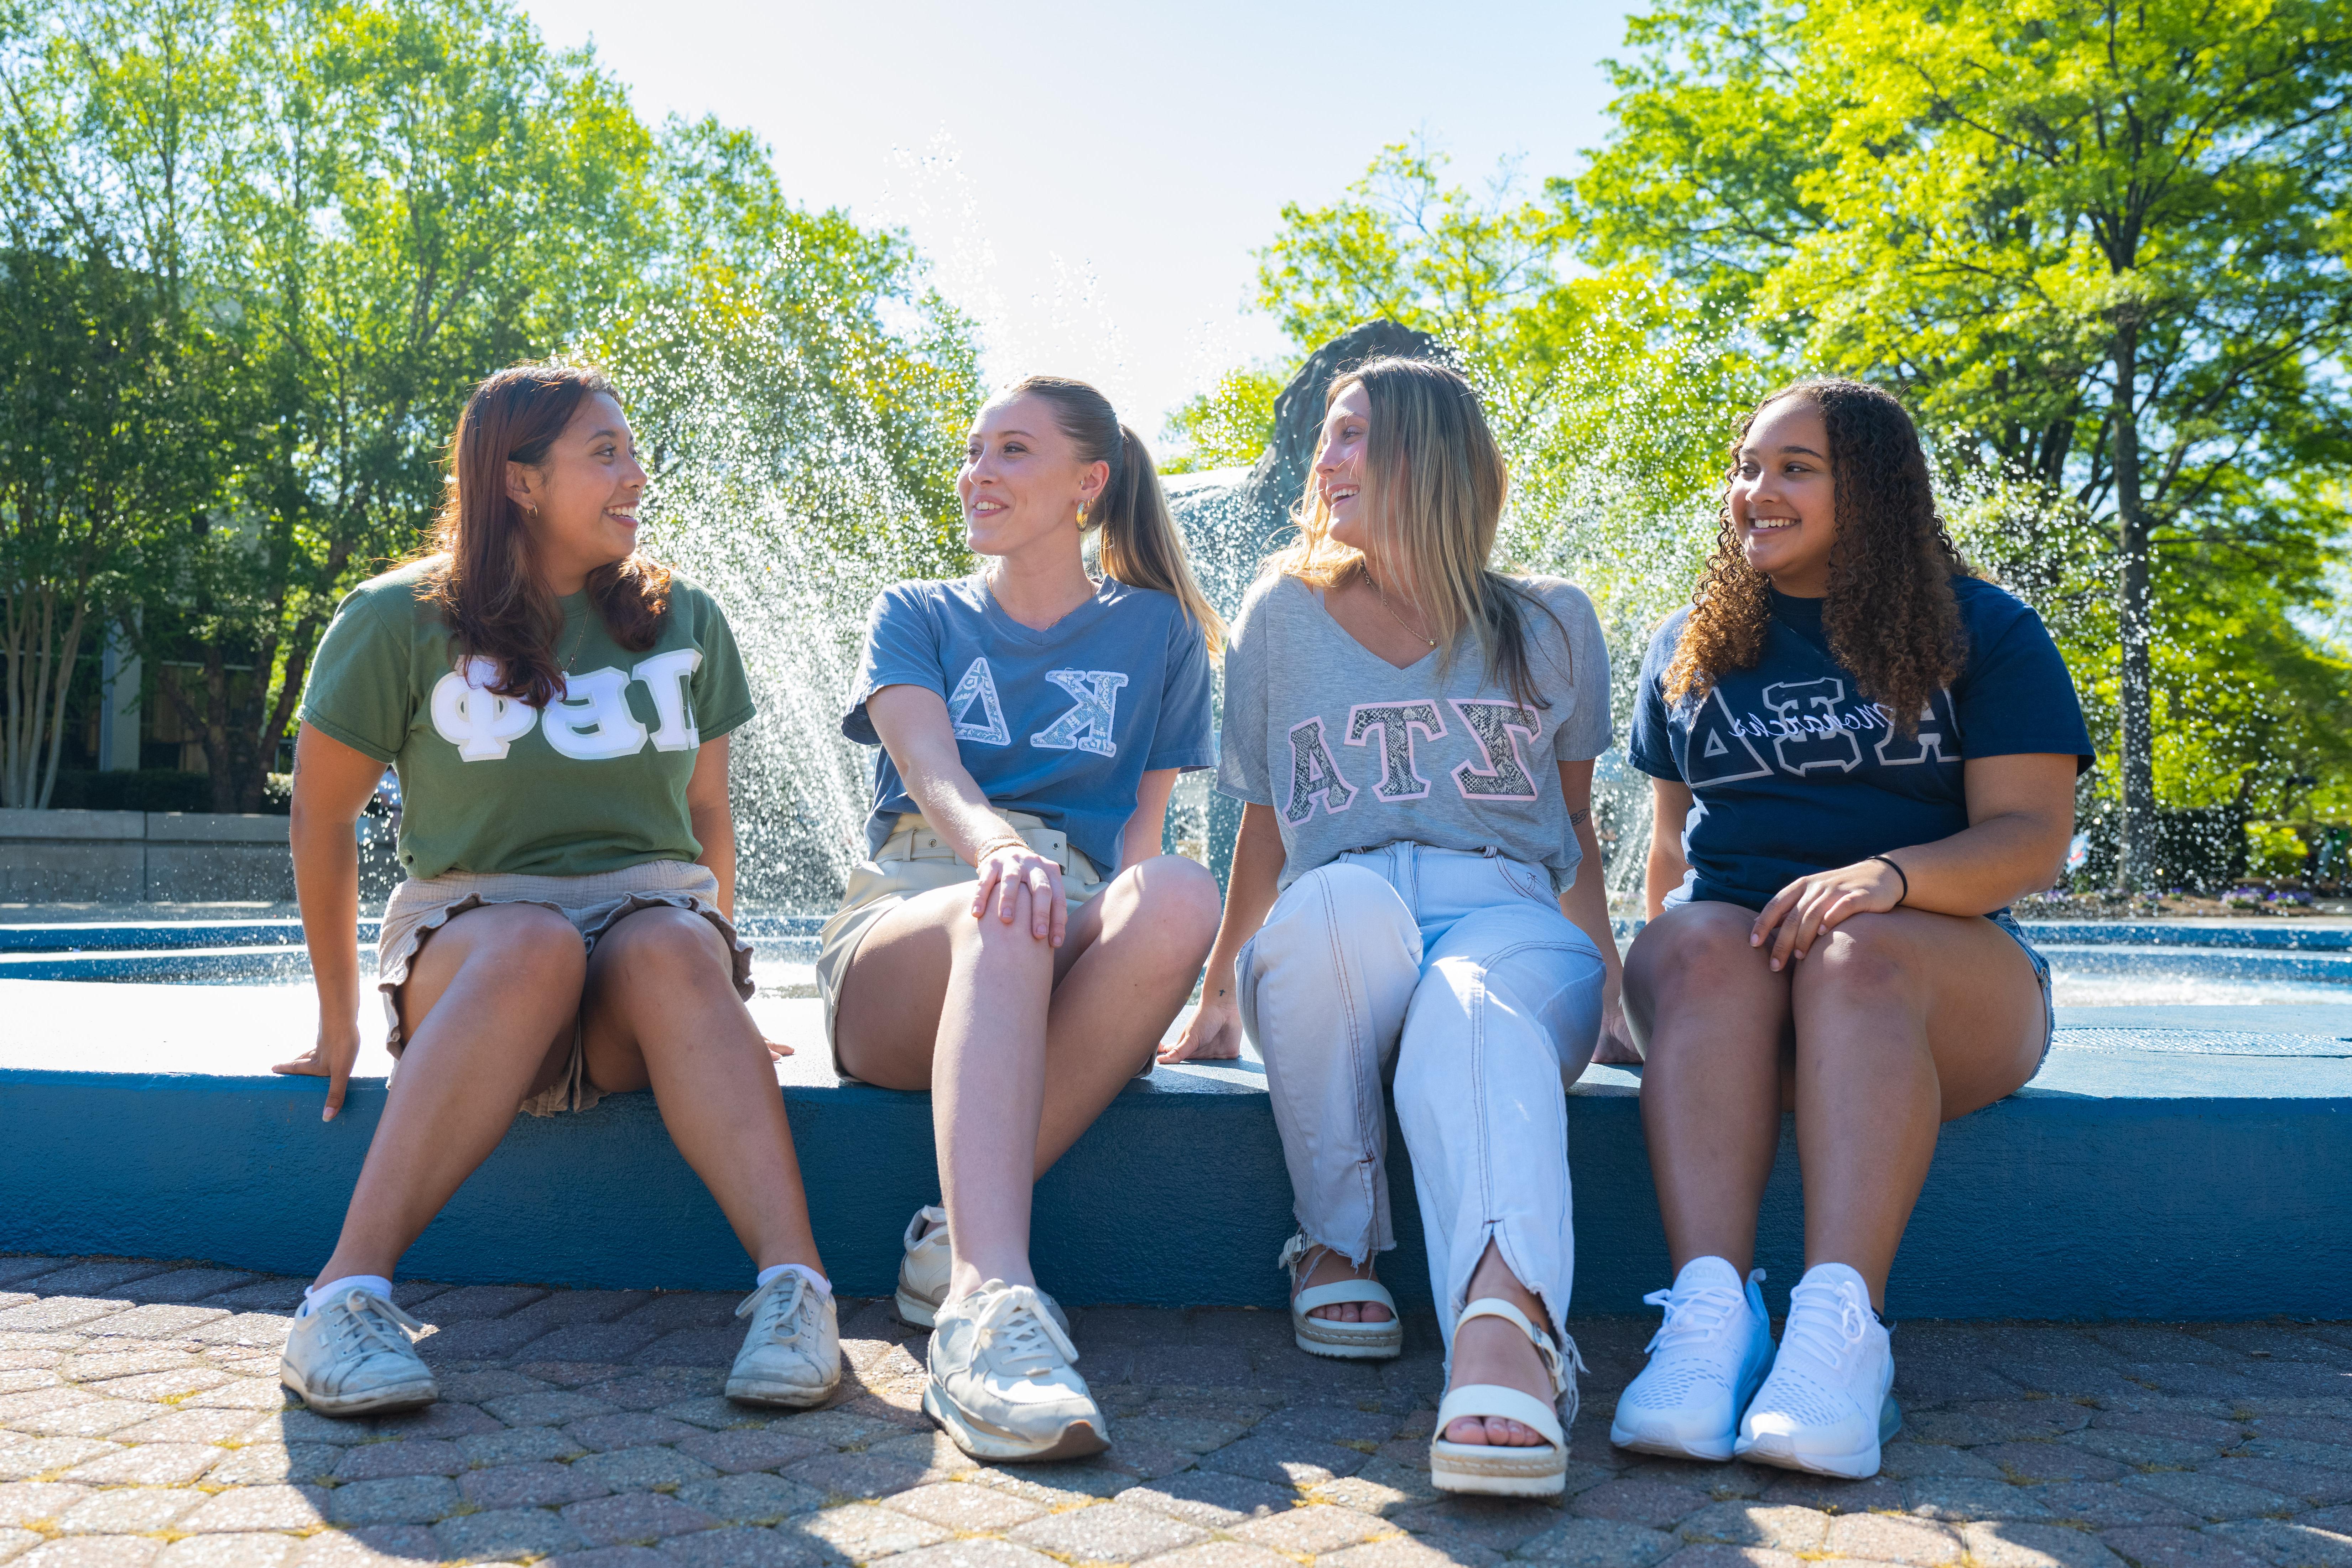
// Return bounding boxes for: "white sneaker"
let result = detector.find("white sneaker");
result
[726,1272,842,1408]
[896,1205,951,1328]
[1734,1262,1899,1478]
[894,1206,1070,1336]
[280,1287,437,1417]
[924,1279,1107,1463]
[1611,1257,1775,1461]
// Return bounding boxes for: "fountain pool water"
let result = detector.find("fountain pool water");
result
[6,917,2346,1011]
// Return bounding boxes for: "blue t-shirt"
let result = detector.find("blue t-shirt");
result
[1629,576,2093,912]
[842,575,1217,873]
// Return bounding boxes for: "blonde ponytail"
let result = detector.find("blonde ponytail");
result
[997,376,1226,656]
[1094,424,1226,656]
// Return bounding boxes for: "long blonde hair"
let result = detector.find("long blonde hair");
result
[1003,375,1225,655]
[1268,356,1556,709]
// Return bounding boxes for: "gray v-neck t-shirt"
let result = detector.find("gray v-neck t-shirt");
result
[1217,572,1613,891]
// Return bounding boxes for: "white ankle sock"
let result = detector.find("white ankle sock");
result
[300,1275,393,1317]
[757,1263,830,1298]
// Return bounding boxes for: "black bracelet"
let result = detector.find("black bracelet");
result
[1869,854,1910,906]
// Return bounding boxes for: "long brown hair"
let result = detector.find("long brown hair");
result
[1270,356,1560,711]
[1000,375,1225,655]
[420,364,672,709]
[1664,379,1968,732]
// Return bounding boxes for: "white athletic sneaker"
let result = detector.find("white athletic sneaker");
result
[726,1272,842,1408]
[1734,1262,1899,1478]
[1611,1257,1776,1461]
[924,1279,1107,1463]
[893,1206,1070,1336]
[896,1205,952,1328]
[280,1287,437,1417]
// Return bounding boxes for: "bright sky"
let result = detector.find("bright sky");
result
[522,0,1644,443]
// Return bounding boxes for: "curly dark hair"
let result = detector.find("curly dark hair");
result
[1663,378,1968,732]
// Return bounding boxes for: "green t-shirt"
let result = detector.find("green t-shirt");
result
[300,559,756,880]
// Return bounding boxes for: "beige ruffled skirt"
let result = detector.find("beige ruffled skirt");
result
[376,860,756,1116]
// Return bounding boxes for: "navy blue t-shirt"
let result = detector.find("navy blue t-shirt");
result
[842,575,1216,874]
[1629,577,2092,912]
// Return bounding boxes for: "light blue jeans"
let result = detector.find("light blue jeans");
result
[1238,841,1606,1353]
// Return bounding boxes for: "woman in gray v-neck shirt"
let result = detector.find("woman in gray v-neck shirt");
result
[1166,357,1621,1500]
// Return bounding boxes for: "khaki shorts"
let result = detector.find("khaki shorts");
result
[378,860,757,1116]
[815,811,1106,1077]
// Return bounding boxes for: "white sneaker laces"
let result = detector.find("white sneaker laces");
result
[1781,1276,1870,1374]
[735,1272,813,1345]
[1640,1268,1762,1356]
[971,1284,1078,1377]
[323,1290,425,1360]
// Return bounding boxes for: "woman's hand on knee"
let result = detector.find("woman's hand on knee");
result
[1753,860,1904,971]
[1160,986,1242,1062]
[1591,979,1641,1065]
[972,843,1067,946]
[275,1016,363,1122]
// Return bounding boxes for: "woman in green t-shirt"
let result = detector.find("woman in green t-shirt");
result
[272,364,838,1420]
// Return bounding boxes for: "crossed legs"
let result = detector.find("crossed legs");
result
[313,903,823,1290]
[1250,865,1603,1447]
[831,855,1221,1300]
[1623,901,2045,1309]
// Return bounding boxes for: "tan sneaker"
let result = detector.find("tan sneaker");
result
[895,1205,951,1328]
[280,1288,437,1417]
[895,1206,1071,1336]
[726,1273,842,1408]
[924,1279,1106,1462]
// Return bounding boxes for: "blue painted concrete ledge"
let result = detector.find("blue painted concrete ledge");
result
[2,979,2347,1322]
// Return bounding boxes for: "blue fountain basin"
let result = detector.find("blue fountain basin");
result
[2,959,2348,1320]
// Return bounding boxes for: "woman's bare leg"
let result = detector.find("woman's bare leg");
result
[834,855,1219,1296]
[579,908,823,1275]
[1623,901,1793,1276]
[1788,911,2044,1307]
[312,905,584,1286]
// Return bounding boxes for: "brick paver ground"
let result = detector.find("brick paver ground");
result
[0,1256,2346,1567]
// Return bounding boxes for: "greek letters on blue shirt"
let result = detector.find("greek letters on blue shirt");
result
[843,576,1217,875]
[1629,577,2093,912]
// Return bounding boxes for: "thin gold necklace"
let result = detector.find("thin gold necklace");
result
[1367,569,1437,649]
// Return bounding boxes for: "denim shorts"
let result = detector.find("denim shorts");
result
[1986,909,2056,1074]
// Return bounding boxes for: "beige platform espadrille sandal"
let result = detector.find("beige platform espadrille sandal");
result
[1429,1297,1586,1497]
[1281,1234,1403,1360]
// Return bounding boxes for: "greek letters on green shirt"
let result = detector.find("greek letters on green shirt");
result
[300,560,756,880]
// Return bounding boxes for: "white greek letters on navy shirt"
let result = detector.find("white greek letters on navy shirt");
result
[426,651,704,764]
[1629,579,2094,912]
[1219,573,1614,893]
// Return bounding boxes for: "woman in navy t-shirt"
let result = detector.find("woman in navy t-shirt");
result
[1611,380,2091,1481]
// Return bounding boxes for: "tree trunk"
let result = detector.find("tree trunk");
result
[2112,321,2158,890]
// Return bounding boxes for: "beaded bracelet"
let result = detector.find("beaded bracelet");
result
[1868,853,1911,906]
[971,834,1031,863]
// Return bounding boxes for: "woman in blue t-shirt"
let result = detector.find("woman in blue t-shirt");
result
[1613,379,2091,1481]
[817,376,1222,1463]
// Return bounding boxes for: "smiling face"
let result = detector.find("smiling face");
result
[1312,382,1374,556]
[507,391,646,590]
[1730,395,1837,597]
[957,393,1108,561]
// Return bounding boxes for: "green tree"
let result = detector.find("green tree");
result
[1576,0,2352,884]
[1245,142,1773,639]
[0,0,238,807]
[0,246,224,806]
[1161,365,1286,474]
